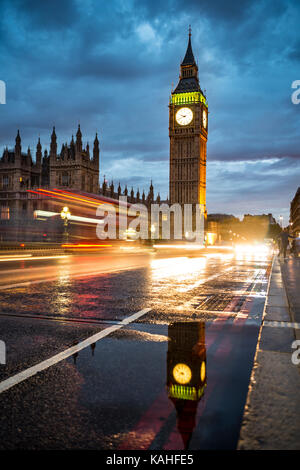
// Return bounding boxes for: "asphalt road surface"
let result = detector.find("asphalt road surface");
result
[0,247,272,450]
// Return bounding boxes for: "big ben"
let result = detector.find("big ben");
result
[169,28,208,219]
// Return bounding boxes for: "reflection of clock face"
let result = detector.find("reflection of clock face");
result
[176,107,193,126]
[202,109,207,128]
[173,363,192,385]
[200,361,206,382]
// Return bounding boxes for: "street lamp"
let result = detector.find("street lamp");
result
[60,206,71,243]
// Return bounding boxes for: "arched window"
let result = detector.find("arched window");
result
[62,172,69,186]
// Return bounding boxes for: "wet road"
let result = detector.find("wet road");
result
[0,248,272,449]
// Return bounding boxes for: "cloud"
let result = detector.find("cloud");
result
[0,0,299,222]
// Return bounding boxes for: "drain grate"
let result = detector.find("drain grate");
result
[191,294,247,312]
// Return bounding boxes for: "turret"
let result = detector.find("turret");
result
[102,176,107,195]
[76,124,82,153]
[36,137,42,166]
[147,180,154,203]
[70,135,75,159]
[110,181,114,198]
[93,132,99,168]
[50,126,57,160]
[27,146,31,164]
[15,130,21,159]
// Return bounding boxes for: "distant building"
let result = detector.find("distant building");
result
[206,212,280,243]
[290,187,300,236]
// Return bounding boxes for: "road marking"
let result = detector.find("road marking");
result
[264,320,300,329]
[0,307,152,395]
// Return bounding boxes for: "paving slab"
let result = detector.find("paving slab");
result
[238,256,300,450]
[264,306,291,322]
[238,349,300,450]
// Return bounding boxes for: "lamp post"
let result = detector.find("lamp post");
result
[60,206,71,243]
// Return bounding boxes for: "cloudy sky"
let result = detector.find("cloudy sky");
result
[0,0,300,223]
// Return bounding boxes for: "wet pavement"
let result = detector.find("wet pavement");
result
[280,257,300,323]
[0,249,271,449]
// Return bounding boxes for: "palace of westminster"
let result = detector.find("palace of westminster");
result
[0,30,208,236]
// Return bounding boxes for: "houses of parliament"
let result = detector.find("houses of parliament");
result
[0,125,159,224]
[0,30,207,237]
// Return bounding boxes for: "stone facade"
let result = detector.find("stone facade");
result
[290,187,300,236]
[0,126,99,223]
[49,125,99,194]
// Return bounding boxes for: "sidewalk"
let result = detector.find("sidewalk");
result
[281,256,300,329]
[238,255,300,450]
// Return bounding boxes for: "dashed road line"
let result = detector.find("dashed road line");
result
[264,320,300,329]
[0,307,152,395]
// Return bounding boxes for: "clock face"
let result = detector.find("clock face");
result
[175,107,193,126]
[173,363,192,385]
[202,109,207,128]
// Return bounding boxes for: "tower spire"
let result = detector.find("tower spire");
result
[76,124,82,152]
[50,126,57,159]
[15,129,21,157]
[181,26,196,66]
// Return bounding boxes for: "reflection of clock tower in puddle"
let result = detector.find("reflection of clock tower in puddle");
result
[167,322,207,449]
[169,28,208,220]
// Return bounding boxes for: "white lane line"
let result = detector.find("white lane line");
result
[0,307,152,395]
[264,320,300,329]
[0,264,145,291]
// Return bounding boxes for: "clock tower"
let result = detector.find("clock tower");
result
[169,28,208,220]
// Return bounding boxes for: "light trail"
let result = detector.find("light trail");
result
[0,255,68,262]
[34,210,104,225]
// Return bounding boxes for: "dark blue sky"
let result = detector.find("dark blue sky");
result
[0,0,300,223]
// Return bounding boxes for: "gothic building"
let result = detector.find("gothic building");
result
[99,178,161,208]
[0,125,159,241]
[169,28,208,216]
[49,125,99,193]
[0,126,99,222]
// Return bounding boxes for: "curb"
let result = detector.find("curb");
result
[237,255,300,450]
